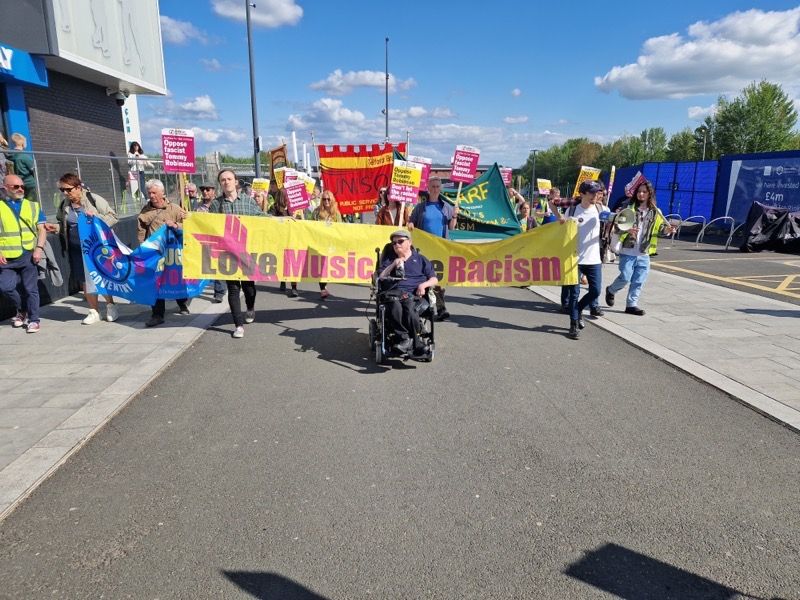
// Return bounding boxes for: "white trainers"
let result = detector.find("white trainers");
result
[244,310,255,324]
[105,304,119,322]
[232,326,245,339]
[82,309,101,325]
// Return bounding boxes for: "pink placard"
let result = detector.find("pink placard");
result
[500,167,513,186]
[284,179,310,212]
[451,145,480,183]
[161,128,195,174]
[406,154,432,191]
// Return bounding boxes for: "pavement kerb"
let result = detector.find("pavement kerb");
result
[530,284,800,434]
[0,299,228,524]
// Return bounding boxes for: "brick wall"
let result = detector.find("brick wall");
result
[24,71,129,213]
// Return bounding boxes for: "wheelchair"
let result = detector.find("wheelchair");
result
[368,244,436,364]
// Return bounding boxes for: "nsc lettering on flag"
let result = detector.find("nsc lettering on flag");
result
[183,213,578,287]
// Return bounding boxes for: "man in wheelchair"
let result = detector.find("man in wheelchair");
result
[377,229,439,355]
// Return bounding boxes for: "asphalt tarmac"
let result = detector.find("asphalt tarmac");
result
[651,238,800,306]
[1,284,798,599]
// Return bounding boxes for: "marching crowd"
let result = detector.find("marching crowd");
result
[1,147,672,343]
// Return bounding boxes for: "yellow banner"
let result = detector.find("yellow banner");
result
[572,166,602,198]
[183,214,578,286]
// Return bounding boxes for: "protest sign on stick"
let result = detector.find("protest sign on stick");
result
[161,128,195,174]
[572,166,601,198]
[389,160,423,208]
[406,154,432,191]
[284,179,310,213]
[451,145,481,211]
[500,167,513,187]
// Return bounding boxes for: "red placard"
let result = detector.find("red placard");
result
[451,145,480,183]
[500,167,513,187]
[161,128,195,174]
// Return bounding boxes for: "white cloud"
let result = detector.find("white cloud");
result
[178,95,219,120]
[503,116,529,124]
[200,58,222,72]
[211,0,302,27]
[432,107,454,118]
[511,88,522,97]
[288,98,369,132]
[160,15,204,45]
[595,7,800,99]
[687,104,717,121]
[191,127,249,144]
[556,119,570,126]
[309,69,417,96]
[407,106,427,118]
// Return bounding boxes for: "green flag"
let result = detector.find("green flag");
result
[442,163,521,240]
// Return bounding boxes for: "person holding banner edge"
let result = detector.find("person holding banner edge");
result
[210,169,266,338]
[407,176,458,320]
[138,179,189,327]
[311,191,343,300]
[561,180,604,340]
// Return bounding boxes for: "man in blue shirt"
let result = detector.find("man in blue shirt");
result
[378,229,438,354]
[0,174,48,332]
[407,177,458,320]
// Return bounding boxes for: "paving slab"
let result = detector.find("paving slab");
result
[533,264,800,432]
[0,293,227,522]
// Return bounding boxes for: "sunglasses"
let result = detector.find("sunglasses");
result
[391,238,408,245]
[58,186,75,193]
[8,184,25,190]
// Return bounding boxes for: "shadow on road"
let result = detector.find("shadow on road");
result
[737,308,800,319]
[564,543,786,600]
[278,325,387,374]
[222,570,330,599]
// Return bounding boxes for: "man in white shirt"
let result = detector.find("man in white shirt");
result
[559,180,604,339]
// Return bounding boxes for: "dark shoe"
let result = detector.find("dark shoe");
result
[577,318,586,330]
[244,310,255,324]
[212,296,224,304]
[605,287,615,307]
[287,288,299,298]
[625,306,646,316]
[568,320,580,340]
[560,305,570,314]
[437,311,450,321]
[146,316,164,327]
[279,282,287,291]
[178,304,190,315]
[590,307,605,317]
[393,338,413,353]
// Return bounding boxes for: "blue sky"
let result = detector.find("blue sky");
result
[144,0,800,168]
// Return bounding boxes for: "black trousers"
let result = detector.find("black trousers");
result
[385,293,421,340]
[227,280,256,327]
[152,298,187,317]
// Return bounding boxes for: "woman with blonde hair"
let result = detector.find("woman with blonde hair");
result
[310,190,342,299]
[55,173,119,324]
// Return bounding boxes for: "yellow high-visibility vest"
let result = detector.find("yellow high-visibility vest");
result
[0,199,40,259]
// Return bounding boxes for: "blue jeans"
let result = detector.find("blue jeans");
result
[608,254,650,307]
[0,251,40,323]
[569,263,602,322]
[562,284,599,309]
[213,280,226,298]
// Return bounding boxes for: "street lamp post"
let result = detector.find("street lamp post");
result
[696,126,708,161]
[383,37,389,142]
[530,149,538,198]
[246,1,261,177]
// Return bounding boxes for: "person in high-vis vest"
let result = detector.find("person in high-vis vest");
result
[605,179,676,316]
[0,174,48,333]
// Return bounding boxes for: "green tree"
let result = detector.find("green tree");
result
[667,128,699,162]
[640,127,668,162]
[714,81,798,154]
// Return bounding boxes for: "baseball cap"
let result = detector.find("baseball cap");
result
[578,180,604,194]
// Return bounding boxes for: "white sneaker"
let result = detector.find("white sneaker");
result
[82,309,101,325]
[244,310,255,324]
[105,304,119,322]
[232,326,245,339]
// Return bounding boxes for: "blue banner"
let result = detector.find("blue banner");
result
[78,215,208,305]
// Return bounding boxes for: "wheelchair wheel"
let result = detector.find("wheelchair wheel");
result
[374,338,385,364]
[368,319,377,350]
